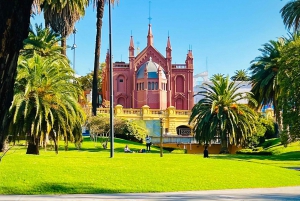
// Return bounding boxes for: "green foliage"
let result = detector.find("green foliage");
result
[87,115,148,143]
[260,138,281,149]
[244,114,276,148]
[230,69,250,81]
[210,73,225,81]
[77,63,105,92]
[21,23,63,58]
[121,120,149,143]
[248,38,286,125]
[190,75,258,152]
[87,114,110,135]
[9,51,85,153]
[279,130,291,148]
[170,148,187,154]
[278,33,300,143]
[236,149,272,155]
[244,115,266,148]
[280,0,300,31]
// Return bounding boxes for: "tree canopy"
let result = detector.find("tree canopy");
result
[190,76,257,153]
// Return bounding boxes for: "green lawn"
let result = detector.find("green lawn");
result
[0,137,300,195]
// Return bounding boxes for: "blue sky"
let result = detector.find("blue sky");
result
[33,0,289,78]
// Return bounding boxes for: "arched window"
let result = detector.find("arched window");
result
[148,82,151,90]
[155,82,158,90]
[137,83,139,91]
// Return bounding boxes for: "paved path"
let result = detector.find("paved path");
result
[0,186,299,201]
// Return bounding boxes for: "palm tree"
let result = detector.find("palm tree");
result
[231,69,249,81]
[92,0,104,115]
[10,54,85,154]
[21,23,64,58]
[0,0,88,151]
[281,0,300,32]
[42,0,89,55]
[248,39,286,125]
[211,73,225,81]
[189,76,257,153]
[92,0,118,115]
[0,0,35,151]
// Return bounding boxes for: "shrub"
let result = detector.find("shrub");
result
[279,130,291,147]
[236,149,253,154]
[260,138,281,148]
[171,148,187,154]
[236,148,272,155]
[87,115,149,143]
[252,147,263,152]
[244,114,273,148]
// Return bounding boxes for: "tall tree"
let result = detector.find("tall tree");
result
[0,0,35,151]
[0,0,89,151]
[248,39,286,125]
[10,54,85,154]
[230,69,249,81]
[92,0,118,115]
[42,0,89,55]
[281,0,300,32]
[278,33,300,141]
[189,76,257,153]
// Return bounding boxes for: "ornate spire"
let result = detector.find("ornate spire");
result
[147,24,153,46]
[129,36,134,49]
[187,50,193,58]
[167,36,171,49]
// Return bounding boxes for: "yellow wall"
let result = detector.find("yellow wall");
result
[97,105,191,134]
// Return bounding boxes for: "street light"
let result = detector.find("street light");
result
[159,110,165,157]
[71,27,77,72]
[108,1,114,158]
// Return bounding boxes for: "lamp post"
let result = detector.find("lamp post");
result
[71,27,77,72]
[159,110,164,157]
[108,1,114,158]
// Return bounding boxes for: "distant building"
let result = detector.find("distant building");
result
[193,73,252,104]
[102,24,194,110]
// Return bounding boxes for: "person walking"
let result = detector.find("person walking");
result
[145,135,152,152]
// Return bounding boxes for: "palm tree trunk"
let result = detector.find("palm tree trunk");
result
[92,0,105,116]
[0,0,33,151]
[61,37,67,55]
[64,135,68,151]
[220,134,229,154]
[50,130,58,154]
[26,136,40,155]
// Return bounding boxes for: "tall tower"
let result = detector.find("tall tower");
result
[129,35,135,108]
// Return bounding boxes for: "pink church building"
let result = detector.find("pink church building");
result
[102,24,194,110]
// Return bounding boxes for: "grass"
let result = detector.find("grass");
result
[0,137,300,195]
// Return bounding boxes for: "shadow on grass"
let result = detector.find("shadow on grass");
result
[1,182,124,195]
[211,152,300,161]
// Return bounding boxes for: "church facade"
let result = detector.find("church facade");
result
[102,24,194,110]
